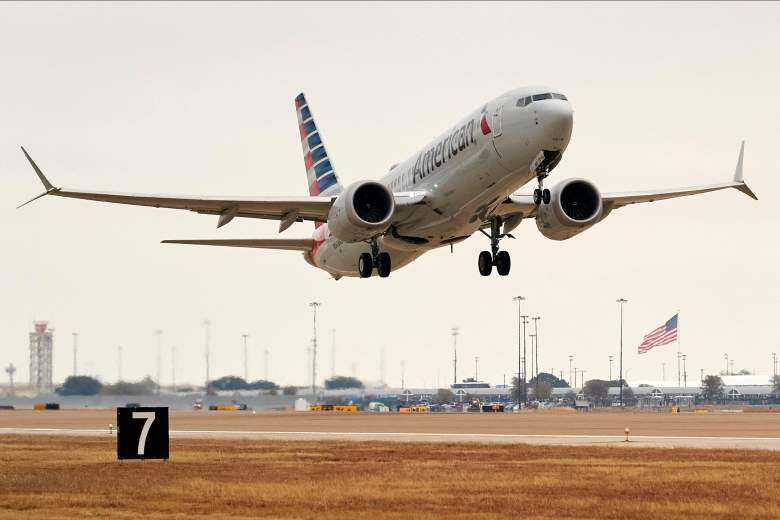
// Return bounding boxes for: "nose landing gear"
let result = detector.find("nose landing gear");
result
[533,169,551,206]
[478,217,513,276]
[358,238,391,278]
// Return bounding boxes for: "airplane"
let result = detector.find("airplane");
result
[20,87,757,279]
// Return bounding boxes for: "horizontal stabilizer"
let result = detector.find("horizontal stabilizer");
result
[161,238,313,251]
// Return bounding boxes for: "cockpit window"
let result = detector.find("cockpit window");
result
[517,92,567,107]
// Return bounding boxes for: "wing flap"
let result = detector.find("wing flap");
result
[161,238,313,251]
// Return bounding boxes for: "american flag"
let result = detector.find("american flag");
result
[638,314,678,354]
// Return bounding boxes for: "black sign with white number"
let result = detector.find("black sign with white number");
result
[117,406,169,460]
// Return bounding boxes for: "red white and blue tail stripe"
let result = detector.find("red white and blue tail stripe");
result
[295,93,342,197]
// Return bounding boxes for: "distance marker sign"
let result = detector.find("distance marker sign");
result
[117,407,169,460]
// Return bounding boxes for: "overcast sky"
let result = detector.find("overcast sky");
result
[1,2,778,390]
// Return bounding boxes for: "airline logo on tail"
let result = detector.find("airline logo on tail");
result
[295,93,340,196]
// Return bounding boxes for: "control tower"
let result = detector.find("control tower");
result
[29,321,54,395]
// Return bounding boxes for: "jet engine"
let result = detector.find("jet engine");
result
[327,180,395,242]
[536,178,603,240]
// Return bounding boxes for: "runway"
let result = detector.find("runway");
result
[2,409,780,449]
[2,425,780,449]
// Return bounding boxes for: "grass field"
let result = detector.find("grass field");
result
[2,435,780,519]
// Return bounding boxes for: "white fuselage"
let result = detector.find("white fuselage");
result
[307,86,574,277]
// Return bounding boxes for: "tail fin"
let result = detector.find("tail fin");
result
[295,93,343,198]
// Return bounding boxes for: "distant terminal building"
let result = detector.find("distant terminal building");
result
[29,321,54,395]
[451,380,490,390]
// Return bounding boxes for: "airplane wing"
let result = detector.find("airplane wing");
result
[19,147,426,231]
[19,147,334,230]
[495,141,756,221]
[161,238,313,251]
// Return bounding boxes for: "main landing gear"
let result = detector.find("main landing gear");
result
[358,238,391,278]
[478,217,513,276]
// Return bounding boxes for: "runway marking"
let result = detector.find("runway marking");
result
[1,427,779,442]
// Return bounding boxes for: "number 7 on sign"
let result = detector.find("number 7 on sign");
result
[132,411,155,456]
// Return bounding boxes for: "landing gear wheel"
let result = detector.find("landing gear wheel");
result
[495,251,511,276]
[358,252,373,278]
[478,251,493,276]
[542,188,551,205]
[377,252,391,278]
[533,189,542,205]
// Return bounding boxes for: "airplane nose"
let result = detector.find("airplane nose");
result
[539,101,573,147]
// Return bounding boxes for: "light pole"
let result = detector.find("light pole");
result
[580,370,586,388]
[242,334,249,382]
[574,367,578,388]
[118,345,123,382]
[204,320,211,394]
[264,347,269,381]
[617,298,628,407]
[609,355,614,381]
[331,329,336,379]
[569,355,574,387]
[532,316,541,387]
[521,315,529,403]
[155,329,162,395]
[724,353,729,376]
[528,334,535,386]
[451,327,459,385]
[681,354,687,388]
[730,359,734,376]
[171,345,176,395]
[309,302,322,398]
[513,296,525,403]
[171,345,176,392]
[662,362,666,382]
[72,332,78,377]
[773,353,778,379]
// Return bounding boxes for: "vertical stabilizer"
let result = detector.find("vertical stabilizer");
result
[295,93,343,197]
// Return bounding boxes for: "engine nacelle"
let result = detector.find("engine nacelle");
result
[536,178,603,240]
[327,181,395,242]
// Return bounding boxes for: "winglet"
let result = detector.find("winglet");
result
[21,146,55,191]
[732,141,758,200]
[18,146,60,208]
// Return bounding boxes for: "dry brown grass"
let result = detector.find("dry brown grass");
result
[2,435,780,519]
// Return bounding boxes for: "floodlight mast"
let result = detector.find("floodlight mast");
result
[451,327,459,385]
[242,334,249,382]
[616,298,628,407]
[155,329,162,395]
[204,320,211,393]
[512,296,525,404]
[309,302,322,398]
[521,315,529,403]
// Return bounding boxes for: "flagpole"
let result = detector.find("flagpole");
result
[677,309,681,387]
